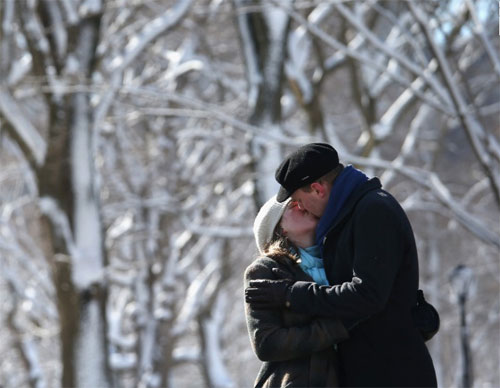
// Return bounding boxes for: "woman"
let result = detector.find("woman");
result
[244,195,348,388]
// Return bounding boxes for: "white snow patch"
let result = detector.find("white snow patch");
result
[39,197,78,259]
[264,2,291,40]
[110,352,137,370]
[202,293,234,388]
[107,212,134,240]
[75,300,109,387]
[70,94,104,289]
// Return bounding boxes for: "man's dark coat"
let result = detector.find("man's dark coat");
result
[244,256,349,388]
[288,178,437,387]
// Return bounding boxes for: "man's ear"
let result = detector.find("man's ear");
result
[310,182,327,198]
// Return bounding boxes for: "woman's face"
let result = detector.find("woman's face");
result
[280,202,319,246]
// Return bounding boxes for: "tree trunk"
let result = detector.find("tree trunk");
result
[233,0,292,205]
[35,9,111,387]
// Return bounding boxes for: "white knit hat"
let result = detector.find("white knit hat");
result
[253,195,291,255]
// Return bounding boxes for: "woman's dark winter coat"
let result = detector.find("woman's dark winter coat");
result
[244,256,349,388]
[287,178,438,387]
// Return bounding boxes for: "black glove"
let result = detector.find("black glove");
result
[245,278,294,309]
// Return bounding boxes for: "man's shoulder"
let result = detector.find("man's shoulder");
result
[360,187,394,202]
[354,185,403,218]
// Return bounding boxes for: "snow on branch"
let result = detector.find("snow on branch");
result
[380,104,430,187]
[60,0,79,25]
[408,2,500,205]
[0,88,47,167]
[344,154,500,248]
[369,3,428,68]
[5,269,45,388]
[1,0,15,74]
[159,232,190,291]
[7,54,33,86]
[261,1,292,100]
[109,0,194,73]
[124,87,307,145]
[372,61,435,141]
[79,0,103,17]
[264,1,291,40]
[233,0,263,109]
[286,3,334,104]
[324,33,364,72]
[39,0,68,65]
[172,346,201,364]
[176,236,211,274]
[186,222,253,238]
[199,292,234,388]
[38,196,78,258]
[20,1,51,56]
[465,0,500,79]
[107,289,136,350]
[332,2,454,111]
[461,178,490,208]
[172,259,220,337]
[271,1,455,117]
[94,0,194,146]
[0,224,57,322]
[427,174,499,248]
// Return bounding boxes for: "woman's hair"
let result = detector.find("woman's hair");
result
[261,222,300,263]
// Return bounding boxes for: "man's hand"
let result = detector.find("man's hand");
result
[245,278,294,309]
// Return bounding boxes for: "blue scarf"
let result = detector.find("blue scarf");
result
[298,245,329,286]
[315,165,368,247]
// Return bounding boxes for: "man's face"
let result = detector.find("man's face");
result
[290,184,329,218]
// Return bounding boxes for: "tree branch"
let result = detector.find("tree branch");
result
[464,0,500,80]
[408,2,500,206]
[333,1,454,112]
[344,153,500,248]
[0,88,47,167]
[272,1,455,116]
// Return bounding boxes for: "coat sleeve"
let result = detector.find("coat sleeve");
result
[288,198,406,328]
[244,259,349,362]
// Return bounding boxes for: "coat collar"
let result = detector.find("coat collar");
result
[315,166,368,246]
[321,177,382,242]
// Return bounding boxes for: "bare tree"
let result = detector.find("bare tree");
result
[0,0,194,386]
[0,1,498,387]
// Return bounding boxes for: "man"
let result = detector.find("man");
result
[245,143,437,387]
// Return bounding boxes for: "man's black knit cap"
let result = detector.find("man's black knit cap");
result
[275,143,339,202]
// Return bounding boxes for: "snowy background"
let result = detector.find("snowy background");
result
[0,0,498,387]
